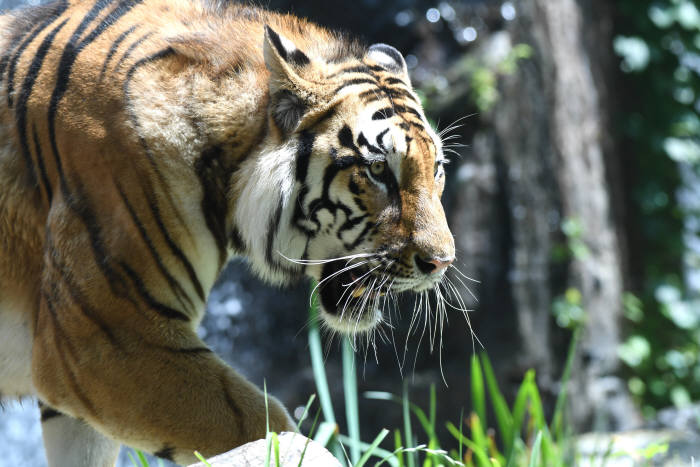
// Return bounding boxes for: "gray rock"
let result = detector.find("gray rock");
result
[188,432,341,467]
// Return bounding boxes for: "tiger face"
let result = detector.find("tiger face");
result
[235,27,455,334]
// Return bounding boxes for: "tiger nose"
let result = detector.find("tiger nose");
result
[414,255,454,275]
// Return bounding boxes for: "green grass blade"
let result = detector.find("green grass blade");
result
[264,380,270,435]
[469,412,489,454]
[127,451,141,467]
[136,451,149,467]
[470,355,487,428]
[446,422,492,467]
[342,338,361,464]
[308,283,336,425]
[296,394,316,433]
[337,432,397,466]
[526,376,545,431]
[429,383,436,437]
[526,381,557,462]
[394,429,405,467]
[264,432,273,467]
[274,433,281,467]
[458,407,464,462]
[480,353,513,447]
[313,421,339,446]
[194,452,213,467]
[402,382,416,467]
[528,431,543,467]
[551,327,580,441]
[297,407,321,467]
[355,429,390,467]
[509,369,534,456]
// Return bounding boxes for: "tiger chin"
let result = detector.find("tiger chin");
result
[0,0,455,465]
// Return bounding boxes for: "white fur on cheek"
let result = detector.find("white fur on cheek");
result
[233,142,301,283]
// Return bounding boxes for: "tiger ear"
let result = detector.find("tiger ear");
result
[263,25,314,134]
[365,43,410,82]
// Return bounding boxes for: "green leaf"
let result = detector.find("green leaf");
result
[446,422,492,467]
[194,452,213,467]
[528,431,543,467]
[394,429,405,467]
[509,370,534,457]
[551,328,580,441]
[342,338,361,464]
[355,428,390,467]
[403,382,416,467]
[471,355,487,429]
[480,354,514,448]
[314,421,338,446]
[295,394,316,433]
[470,412,489,454]
[308,284,336,424]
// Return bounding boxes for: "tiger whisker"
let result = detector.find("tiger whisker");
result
[309,260,369,306]
[277,251,378,265]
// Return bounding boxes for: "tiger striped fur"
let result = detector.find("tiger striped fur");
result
[0,0,456,465]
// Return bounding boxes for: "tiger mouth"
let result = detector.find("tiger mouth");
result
[317,260,386,331]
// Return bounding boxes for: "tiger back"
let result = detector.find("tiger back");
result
[0,0,456,465]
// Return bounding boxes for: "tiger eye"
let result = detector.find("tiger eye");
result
[370,161,386,176]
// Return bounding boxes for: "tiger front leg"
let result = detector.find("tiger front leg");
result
[32,314,295,465]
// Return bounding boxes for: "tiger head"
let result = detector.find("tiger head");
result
[233,26,455,334]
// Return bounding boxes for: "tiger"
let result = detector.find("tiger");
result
[0,0,456,465]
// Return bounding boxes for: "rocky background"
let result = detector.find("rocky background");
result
[4,0,700,465]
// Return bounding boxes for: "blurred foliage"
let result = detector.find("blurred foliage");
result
[614,0,700,415]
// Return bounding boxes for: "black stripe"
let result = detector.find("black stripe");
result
[119,261,190,321]
[141,186,206,302]
[195,145,230,269]
[291,131,317,235]
[98,24,137,81]
[230,224,245,252]
[358,86,417,103]
[59,180,134,301]
[288,48,310,66]
[327,64,375,78]
[357,132,383,155]
[14,18,70,187]
[0,22,40,83]
[375,128,390,150]
[338,214,367,237]
[393,104,421,118]
[46,231,118,345]
[79,0,142,50]
[333,78,377,94]
[48,0,142,161]
[114,31,154,72]
[115,183,195,311]
[295,130,314,182]
[385,77,407,86]
[154,446,175,462]
[31,124,53,203]
[5,1,68,107]
[265,25,309,66]
[122,48,206,301]
[265,202,283,269]
[372,108,394,120]
[40,407,63,422]
[41,285,97,415]
[338,125,360,154]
